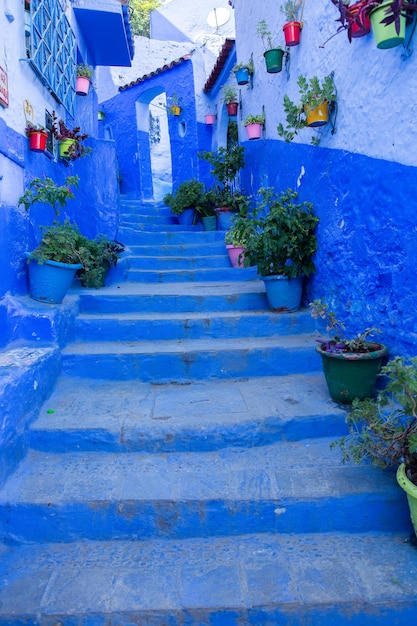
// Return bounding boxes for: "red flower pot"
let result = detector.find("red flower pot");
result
[348,1,371,38]
[283,21,301,47]
[28,131,48,152]
[226,102,238,117]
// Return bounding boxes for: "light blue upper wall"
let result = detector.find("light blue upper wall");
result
[231,1,417,357]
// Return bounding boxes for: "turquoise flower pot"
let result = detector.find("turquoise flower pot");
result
[29,259,82,304]
[262,275,303,312]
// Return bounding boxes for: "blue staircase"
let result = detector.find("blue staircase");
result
[0,198,416,624]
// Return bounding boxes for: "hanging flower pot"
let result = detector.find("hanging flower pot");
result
[283,22,301,46]
[205,114,216,125]
[235,67,250,85]
[348,1,371,38]
[306,101,329,127]
[226,102,238,117]
[59,138,77,160]
[245,122,262,140]
[76,76,91,96]
[369,1,406,49]
[170,105,181,116]
[263,48,285,73]
[28,130,48,152]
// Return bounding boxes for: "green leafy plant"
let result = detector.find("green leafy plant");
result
[221,84,238,104]
[163,179,205,215]
[281,0,300,22]
[243,187,319,277]
[331,356,417,484]
[25,121,48,137]
[77,236,125,288]
[77,63,93,79]
[277,74,337,145]
[309,298,383,353]
[225,201,256,247]
[195,190,216,218]
[256,19,275,50]
[244,113,265,126]
[233,59,255,75]
[18,176,79,217]
[198,145,245,189]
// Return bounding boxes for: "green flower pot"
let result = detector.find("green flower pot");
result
[316,342,388,404]
[263,48,284,73]
[370,2,405,49]
[397,463,417,538]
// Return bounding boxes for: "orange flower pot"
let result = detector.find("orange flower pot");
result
[306,102,329,128]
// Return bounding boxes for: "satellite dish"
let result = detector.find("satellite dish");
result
[207,7,230,29]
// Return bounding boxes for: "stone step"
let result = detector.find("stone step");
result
[118,227,226,245]
[126,241,228,255]
[73,309,317,342]
[77,281,270,314]
[61,333,321,381]
[120,212,176,224]
[1,532,416,624]
[29,374,346,453]
[0,440,411,543]
[125,266,258,282]
[127,254,232,270]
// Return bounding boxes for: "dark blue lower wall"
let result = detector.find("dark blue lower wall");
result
[241,139,417,358]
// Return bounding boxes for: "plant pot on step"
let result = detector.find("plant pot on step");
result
[215,207,234,231]
[283,21,301,46]
[397,464,417,538]
[202,215,217,231]
[369,1,406,49]
[177,208,196,225]
[226,245,245,268]
[306,102,329,127]
[263,48,285,73]
[28,130,48,152]
[262,274,303,312]
[28,259,82,304]
[76,76,91,96]
[316,342,388,404]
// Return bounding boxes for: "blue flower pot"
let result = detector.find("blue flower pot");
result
[28,259,82,304]
[235,67,250,85]
[262,275,303,312]
[215,208,234,231]
[177,208,196,225]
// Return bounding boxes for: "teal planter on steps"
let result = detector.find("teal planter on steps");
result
[202,215,217,231]
[28,259,82,304]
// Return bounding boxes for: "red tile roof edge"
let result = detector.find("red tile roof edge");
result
[118,52,194,92]
[203,38,235,93]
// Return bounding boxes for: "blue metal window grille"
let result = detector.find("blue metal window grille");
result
[28,0,76,118]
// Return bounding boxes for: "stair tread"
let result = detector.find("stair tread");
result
[78,280,266,296]
[1,532,416,619]
[28,373,343,446]
[62,333,319,354]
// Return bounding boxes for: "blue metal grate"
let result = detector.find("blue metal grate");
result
[29,0,76,117]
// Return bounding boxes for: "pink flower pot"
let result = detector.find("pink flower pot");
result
[245,123,262,140]
[226,245,245,268]
[205,114,216,125]
[76,76,90,96]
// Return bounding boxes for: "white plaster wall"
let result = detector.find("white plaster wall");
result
[234,0,417,167]
[0,1,69,134]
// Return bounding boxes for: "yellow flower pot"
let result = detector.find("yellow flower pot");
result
[306,101,329,128]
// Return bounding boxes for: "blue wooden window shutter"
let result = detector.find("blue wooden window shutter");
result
[29,0,76,118]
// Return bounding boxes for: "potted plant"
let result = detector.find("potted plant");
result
[243,113,265,140]
[329,1,371,41]
[205,112,216,125]
[243,187,319,311]
[330,356,417,537]
[25,122,49,153]
[77,235,125,288]
[277,74,337,145]
[281,0,302,46]
[26,220,84,304]
[232,59,254,86]
[52,114,92,161]
[166,93,182,116]
[163,179,205,225]
[224,198,254,268]
[195,190,217,231]
[256,19,285,73]
[76,63,93,96]
[309,298,388,404]
[198,145,246,230]
[221,84,239,116]
[18,175,79,218]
